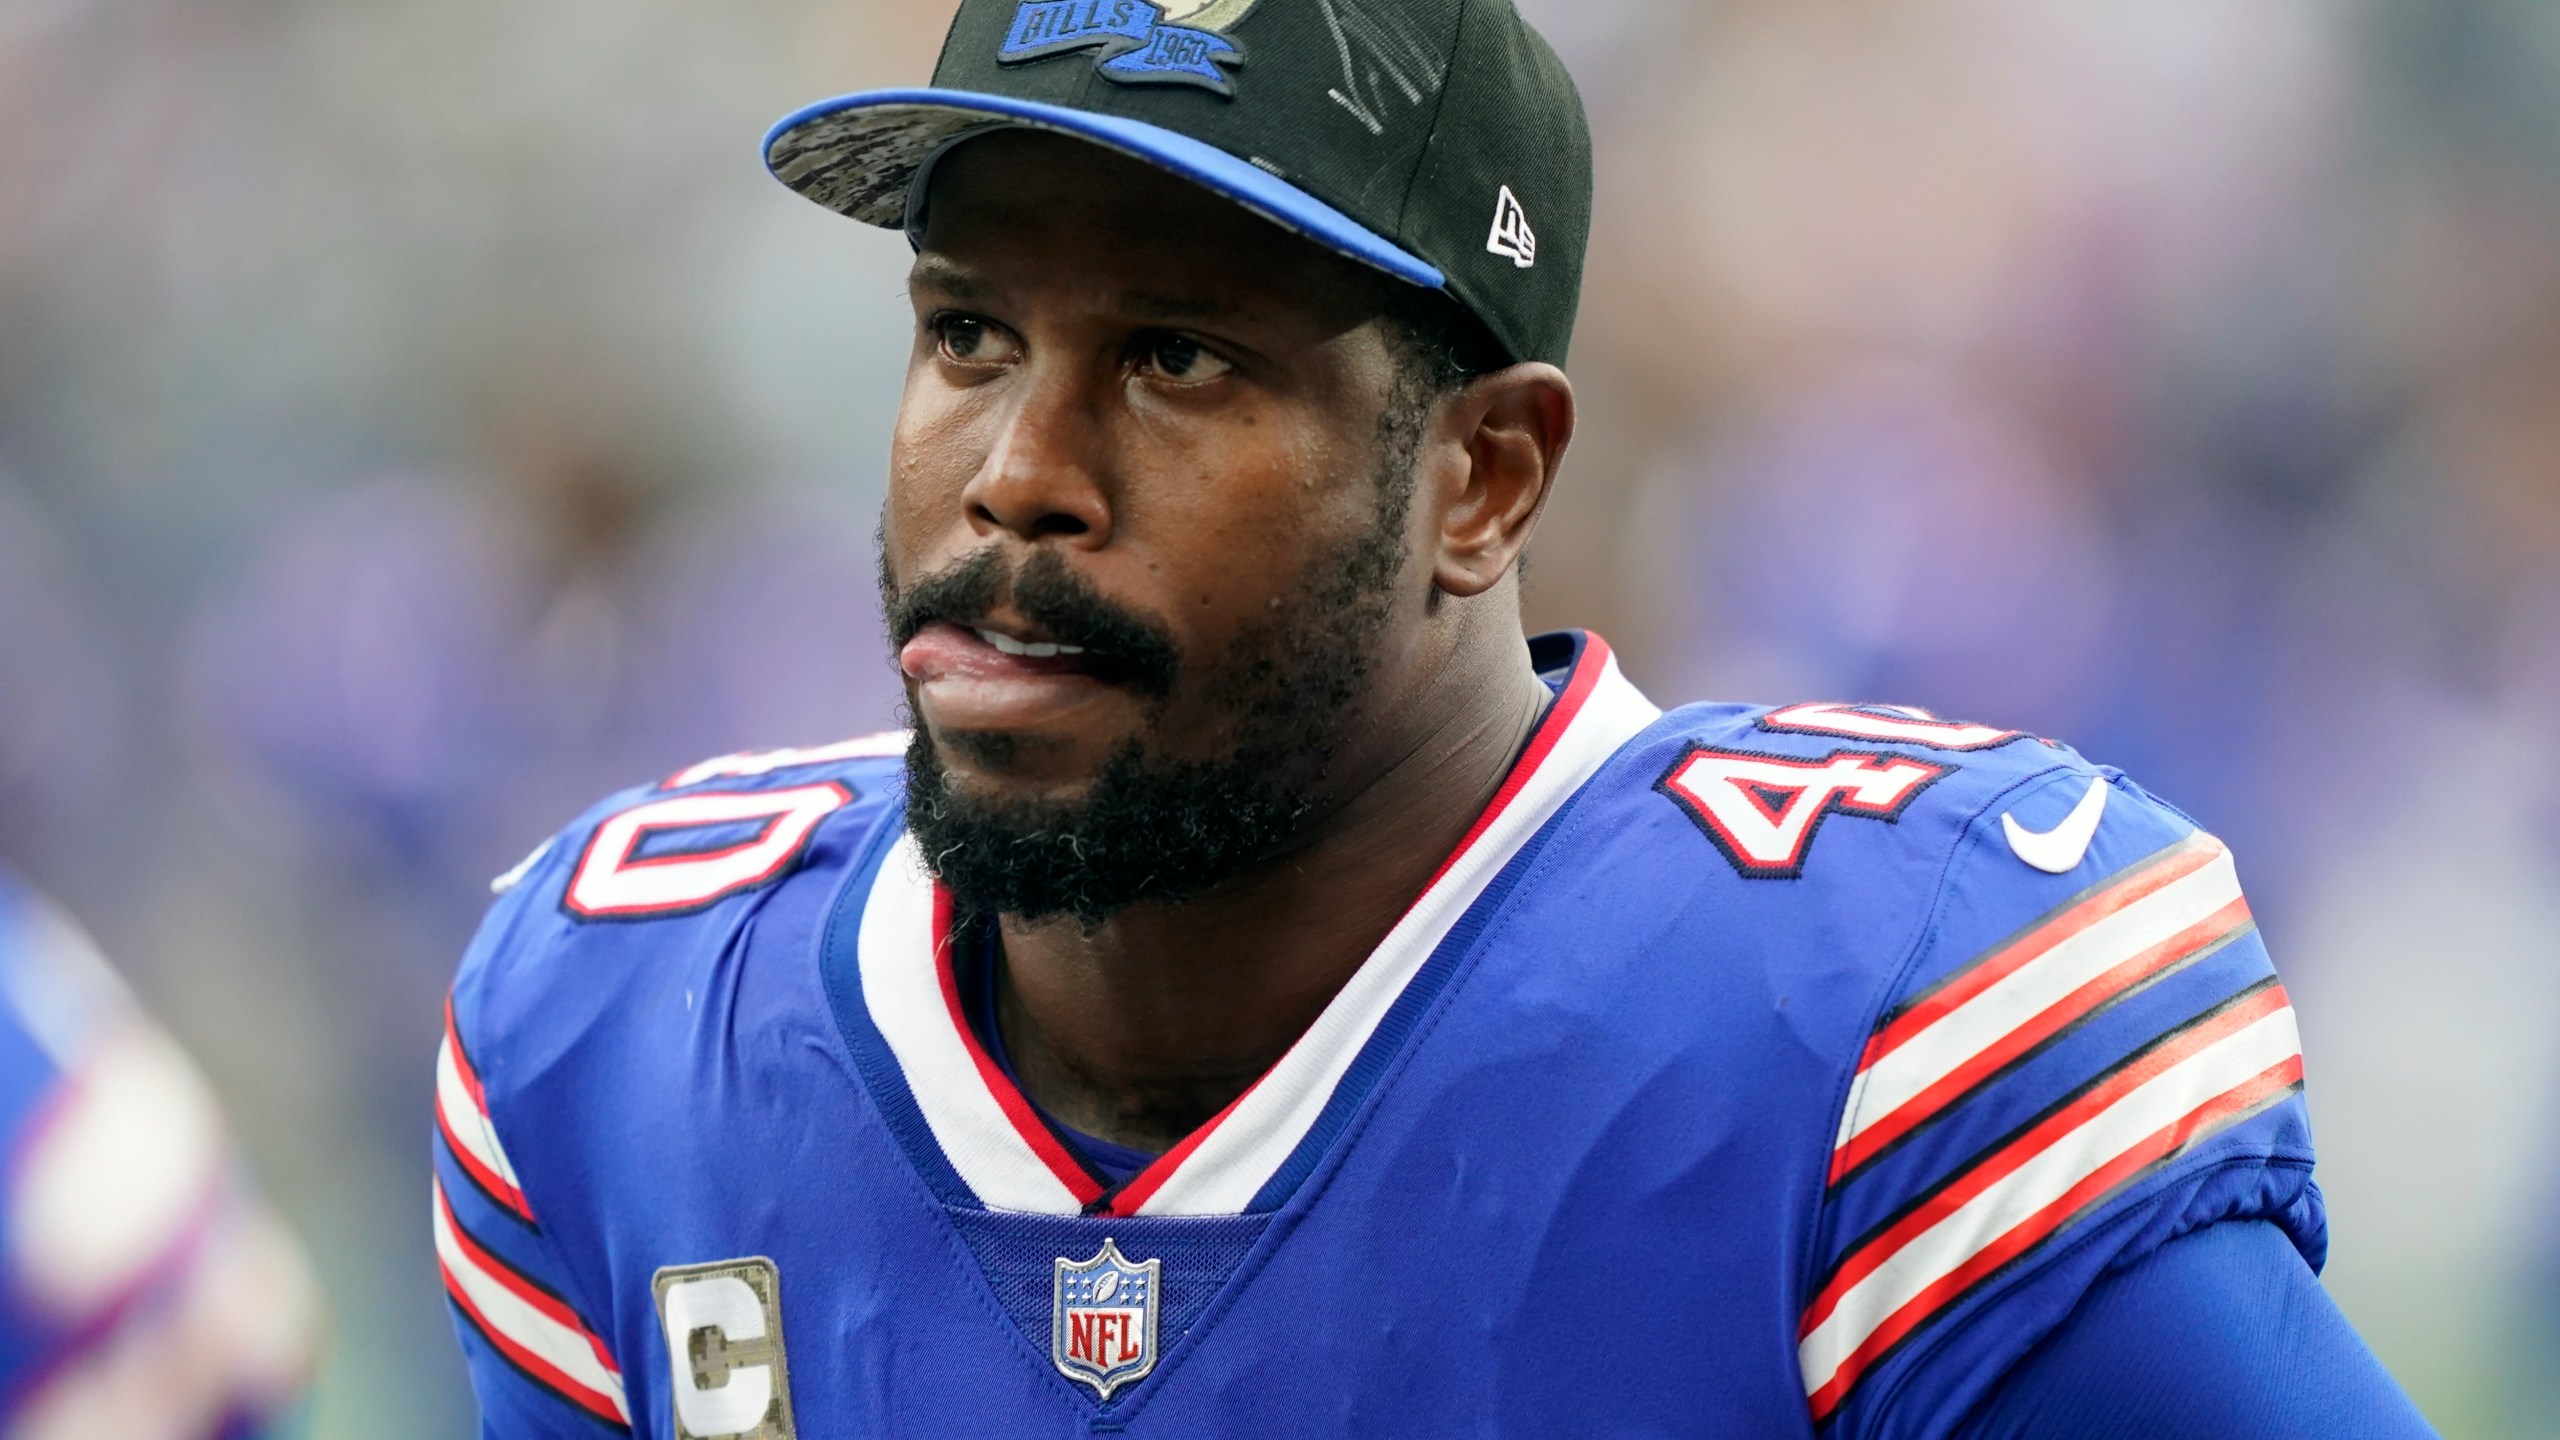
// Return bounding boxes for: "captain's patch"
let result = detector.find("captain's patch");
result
[655,1258,797,1440]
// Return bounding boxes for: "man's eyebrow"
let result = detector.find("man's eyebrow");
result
[908,254,985,299]
[910,257,1249,322]
[1121,291,1243,323]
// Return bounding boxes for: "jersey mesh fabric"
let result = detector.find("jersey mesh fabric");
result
[947,1208,1272,1404]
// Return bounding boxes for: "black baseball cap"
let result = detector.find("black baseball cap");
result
[763,0,1592,367]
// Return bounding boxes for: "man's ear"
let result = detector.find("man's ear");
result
[1429,364,1576,599]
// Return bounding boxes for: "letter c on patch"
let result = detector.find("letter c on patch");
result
[659,1271,777,1437]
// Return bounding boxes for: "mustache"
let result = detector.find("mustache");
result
[885,547,1181,700]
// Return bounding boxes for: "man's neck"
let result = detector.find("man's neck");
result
[991,636,1558,1155]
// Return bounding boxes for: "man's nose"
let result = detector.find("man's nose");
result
[959,361,1114,548]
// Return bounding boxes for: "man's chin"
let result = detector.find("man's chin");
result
[923,726,1124,804]
[903,728,1318,926]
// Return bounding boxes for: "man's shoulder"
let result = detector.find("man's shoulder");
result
[1576,697,2131,899]
[1587,705,2309,1432]
[1531,698,2216,1024]
[448,732,911,1090]
[1488,697,2310,1431]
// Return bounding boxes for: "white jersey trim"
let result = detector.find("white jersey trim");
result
[433,1179,630,1426]
[438,1001,533,1223]
[1135,656,1659,1216]
[1799,986,2303,1418]
[859,639,1661,1218]
[1832,835,2250,1178]
[859,838,1093,1214]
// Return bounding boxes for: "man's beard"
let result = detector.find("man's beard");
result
[885,422,1423,927]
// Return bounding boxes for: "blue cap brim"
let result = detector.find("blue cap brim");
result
[762,88,1446,291]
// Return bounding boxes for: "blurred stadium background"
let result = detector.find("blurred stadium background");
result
[2,0,2556,1433]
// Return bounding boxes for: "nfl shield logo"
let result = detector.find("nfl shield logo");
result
[1051,1238,1161,1400]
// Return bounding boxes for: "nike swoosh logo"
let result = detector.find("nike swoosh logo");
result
[2001,776,2110,874]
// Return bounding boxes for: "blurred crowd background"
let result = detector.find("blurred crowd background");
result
[1,0,2555,1433]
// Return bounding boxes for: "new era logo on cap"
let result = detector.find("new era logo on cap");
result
[1487,185,1536,269]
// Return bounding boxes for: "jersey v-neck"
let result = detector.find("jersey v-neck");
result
[818,631,1662,1219]
[952,658,1588,1193]
[958,927,1164,1188]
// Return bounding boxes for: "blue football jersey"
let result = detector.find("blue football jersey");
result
[437,633,2321,1439]
[0,871,317,1438]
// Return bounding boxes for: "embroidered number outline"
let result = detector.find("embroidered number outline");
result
[663,731,906,790]
[565,783,853,921]
[1658,747,1947,879]
[1757,703,2025,753]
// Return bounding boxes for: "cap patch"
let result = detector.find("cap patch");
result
[999,0,1254,96]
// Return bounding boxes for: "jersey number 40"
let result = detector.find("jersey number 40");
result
[1657,749,1945,880]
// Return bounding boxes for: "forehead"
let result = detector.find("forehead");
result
[915,131,1391,334]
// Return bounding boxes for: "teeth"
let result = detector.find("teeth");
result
[974,627,1086,659]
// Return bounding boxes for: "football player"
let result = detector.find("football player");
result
[0,869,317,1439]
[438,0,2438,1434]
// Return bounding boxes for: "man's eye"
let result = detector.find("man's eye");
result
[934,315,1016,366]
[1141,334,1234,383]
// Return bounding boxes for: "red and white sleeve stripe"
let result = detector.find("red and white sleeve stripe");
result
[433,1179,630,1430]
[1831,834,2253,1184]
[437,998,534,1225]
[1799,981,2303,1421]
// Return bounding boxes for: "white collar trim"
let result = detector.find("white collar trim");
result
[859,640,1662,1217]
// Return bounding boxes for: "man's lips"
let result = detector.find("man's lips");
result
[899,620,1115,731]
[900,620,1098,678]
